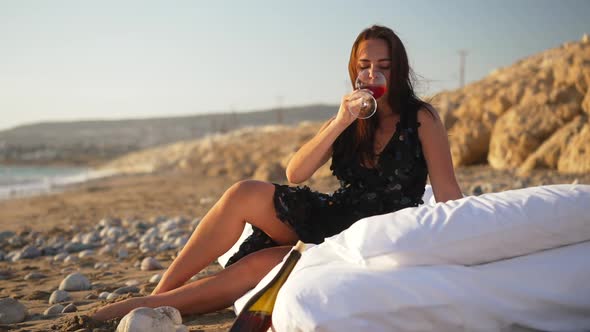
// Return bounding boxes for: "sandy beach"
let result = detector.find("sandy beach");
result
[0,166,589,331]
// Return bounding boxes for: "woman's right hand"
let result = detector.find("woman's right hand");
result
[335,93,363,128]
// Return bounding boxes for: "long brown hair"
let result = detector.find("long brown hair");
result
[333,25,433,167]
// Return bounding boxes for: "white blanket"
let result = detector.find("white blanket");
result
[225,184,590,331]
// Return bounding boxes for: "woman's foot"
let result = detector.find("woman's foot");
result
[92,297,148,321]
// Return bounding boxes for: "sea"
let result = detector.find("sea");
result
[0,165,113,200]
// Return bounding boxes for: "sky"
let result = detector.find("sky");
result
[0,0,589,130]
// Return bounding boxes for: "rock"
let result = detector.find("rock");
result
[118,248,129,259]
[113,286,140,294]
[78,249,95,258]
[0,298,28,324]
[54,252,68,262]
[139,242,156,253]
[24,272,47,280]
[149,274,162,284]
[519,115,587,174]
[19,245,42,259]
[141,257,163,271]
[64,254,80,264]
[64,242,92,253]
[583,87,590,115]
[489,103,581,169]
[448,118,492,166]
[43,304,65,315]
[49,290,71,304]
[558,121,590,173]
[62,303,77,313]
[98,292,110,300]
[106,293,121,300]
[59,272,91,291]
[125,280,141,287]
[116,306,187,332]
[98,244,115,256]
[85,293,98,300]
[0,231,15,242]
[81,232,101,245]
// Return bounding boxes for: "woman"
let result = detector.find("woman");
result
[92,25,462,321]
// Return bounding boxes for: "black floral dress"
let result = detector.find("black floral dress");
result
[225,109,428,267]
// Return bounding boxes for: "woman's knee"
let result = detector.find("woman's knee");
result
[223,180,273,204]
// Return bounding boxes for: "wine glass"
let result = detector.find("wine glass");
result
[346,69,387,119]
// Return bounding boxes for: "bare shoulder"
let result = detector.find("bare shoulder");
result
[417,104,442,126]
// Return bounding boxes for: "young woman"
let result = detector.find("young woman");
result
[93,25,462,320]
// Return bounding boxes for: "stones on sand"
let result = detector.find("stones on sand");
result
[116,306,187,332]
[0,297,28,324]
[59,272,91,291]
[44,304,65,315]
[149,274,162,284]
[49,290,71,304]
[141,257,163,271]
[24,271,47,280]
[62,303,77,313]
[113,286,140,294]
[118,248,129,259]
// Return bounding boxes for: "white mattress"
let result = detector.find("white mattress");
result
[226,184,590,331]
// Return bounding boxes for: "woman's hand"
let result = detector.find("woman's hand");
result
[334,93,361,128]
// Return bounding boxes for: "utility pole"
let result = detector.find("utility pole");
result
[276,95,284,124]
[458,49,468,88]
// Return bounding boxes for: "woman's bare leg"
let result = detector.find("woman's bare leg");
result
[92,246,292,321]
[152,180,298,295]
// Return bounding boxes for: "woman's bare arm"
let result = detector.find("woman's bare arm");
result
[286,95,358,184]
[286,116,344,184]
[417,106,463,202]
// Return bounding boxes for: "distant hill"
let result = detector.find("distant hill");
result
[102,34,590,178]
[0,104,336,166]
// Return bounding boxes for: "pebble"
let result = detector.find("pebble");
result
[54,252,68,262]
[44,304,65,315]
[107,293,121,300]
[141,257,163,271]
[78,249,95,258]
[59,272,91,291]
[113,286,140,294]
[139,242,156,253]
[98,244,115,255]
[64,254,80,264]
[118,248,129,259]
[64,242,92,253]
[149,274,162,284]
[18,245,42,260]
[98,292,110,300]
[0,231,15,242]
[62,303,77,313]
[116,306,187,332]
[0,297,28,324]
[49,290,71,304]
[24,272,47,280]
[125,279,141,287]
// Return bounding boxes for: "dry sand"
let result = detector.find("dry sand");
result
[0,167,589,331]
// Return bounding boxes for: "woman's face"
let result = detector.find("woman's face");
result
[355,39,392,101]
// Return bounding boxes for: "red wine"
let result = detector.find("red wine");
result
[366,85,387,99]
